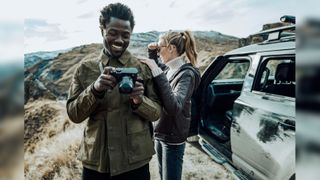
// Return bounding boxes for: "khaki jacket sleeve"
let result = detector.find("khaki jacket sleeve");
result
[132,77,161,122]
[66,65,100,123]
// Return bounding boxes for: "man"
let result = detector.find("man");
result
[66,3,161,180]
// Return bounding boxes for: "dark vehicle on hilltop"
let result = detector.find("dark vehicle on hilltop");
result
[189,16,295,180]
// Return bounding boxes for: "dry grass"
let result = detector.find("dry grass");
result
[24,99,232,180]
[24,100,83,179]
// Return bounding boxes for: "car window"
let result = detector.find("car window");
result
[255,58,295,98]
[214,60,250,81]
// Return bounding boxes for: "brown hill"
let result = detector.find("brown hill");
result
[24,31,239,102]
[38,44,102,98]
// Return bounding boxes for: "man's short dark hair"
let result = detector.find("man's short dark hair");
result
[99,3,135,30]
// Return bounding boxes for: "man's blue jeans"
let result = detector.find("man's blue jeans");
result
[155,139,186,180]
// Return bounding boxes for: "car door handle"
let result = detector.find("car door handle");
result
[279,119,295,131]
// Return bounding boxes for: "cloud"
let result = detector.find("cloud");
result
[169,0,185,8]
[24,18,67,41]
[77,11,95,19]
[76,0,88,4]
[169,1,176,8]
[187,0,248,25]
[183,0,295,37]
[24,19,47,28]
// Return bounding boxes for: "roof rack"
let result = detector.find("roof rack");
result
[252,25,295,41]
[252,15,295,41]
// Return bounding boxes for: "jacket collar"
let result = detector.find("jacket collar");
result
[168,63,193,82]
[166,56,186,71]
[98,49,131,66]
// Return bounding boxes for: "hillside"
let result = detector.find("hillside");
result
[24,31,239,102]
[24,30,239,179]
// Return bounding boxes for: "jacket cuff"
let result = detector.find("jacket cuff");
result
[90,84,105,99]
[151,67,163,77]
[132,96,159,121]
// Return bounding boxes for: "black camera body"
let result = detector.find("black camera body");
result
[110,67,139,94]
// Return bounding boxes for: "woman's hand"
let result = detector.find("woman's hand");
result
[148,42,158,50]
[140,58,159,70]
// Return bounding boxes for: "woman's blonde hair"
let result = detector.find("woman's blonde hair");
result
[160,30,198,67]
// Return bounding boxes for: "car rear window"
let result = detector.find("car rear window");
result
[255,58,295,98]
[215,61,250,80]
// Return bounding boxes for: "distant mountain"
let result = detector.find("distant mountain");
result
[129,30,238,45]
[24,49,70,69]
[24,31,240,103]
[128,30,239,57]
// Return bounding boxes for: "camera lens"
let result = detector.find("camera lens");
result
[119,76,134,93]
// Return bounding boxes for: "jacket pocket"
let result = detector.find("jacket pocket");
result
[127,129,155,164]
[78,117,101,165]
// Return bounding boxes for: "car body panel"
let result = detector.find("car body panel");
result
[231,91,295,180]
[191,32,296,179]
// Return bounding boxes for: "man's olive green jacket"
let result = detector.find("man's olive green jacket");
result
[66,50,161,176]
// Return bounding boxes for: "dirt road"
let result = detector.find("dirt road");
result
[149,142,232,180]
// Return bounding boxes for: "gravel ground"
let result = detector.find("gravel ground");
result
[149,142,233,180]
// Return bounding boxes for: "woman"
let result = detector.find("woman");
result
[141,30,201,180]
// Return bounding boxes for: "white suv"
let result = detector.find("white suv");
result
[189,17,295,180]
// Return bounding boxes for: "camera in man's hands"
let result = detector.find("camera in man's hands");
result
[110,67,139,94]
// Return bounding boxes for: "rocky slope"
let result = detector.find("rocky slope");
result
[24,99,83,179]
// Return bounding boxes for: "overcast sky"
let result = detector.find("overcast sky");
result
[21,0,298,53]
[0,0,306,64]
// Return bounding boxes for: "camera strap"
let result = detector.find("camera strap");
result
[99,62,104,74]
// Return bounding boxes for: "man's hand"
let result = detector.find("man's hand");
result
[93,66,117,92]
[128,79,144,105]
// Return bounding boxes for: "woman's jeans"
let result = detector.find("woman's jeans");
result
[155,139,186,180]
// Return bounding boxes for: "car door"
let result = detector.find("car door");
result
[230,52,295,180]
[190,55,251,157]
[189,55,227,137]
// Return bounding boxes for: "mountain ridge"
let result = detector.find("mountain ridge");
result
[24,30,239,103]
